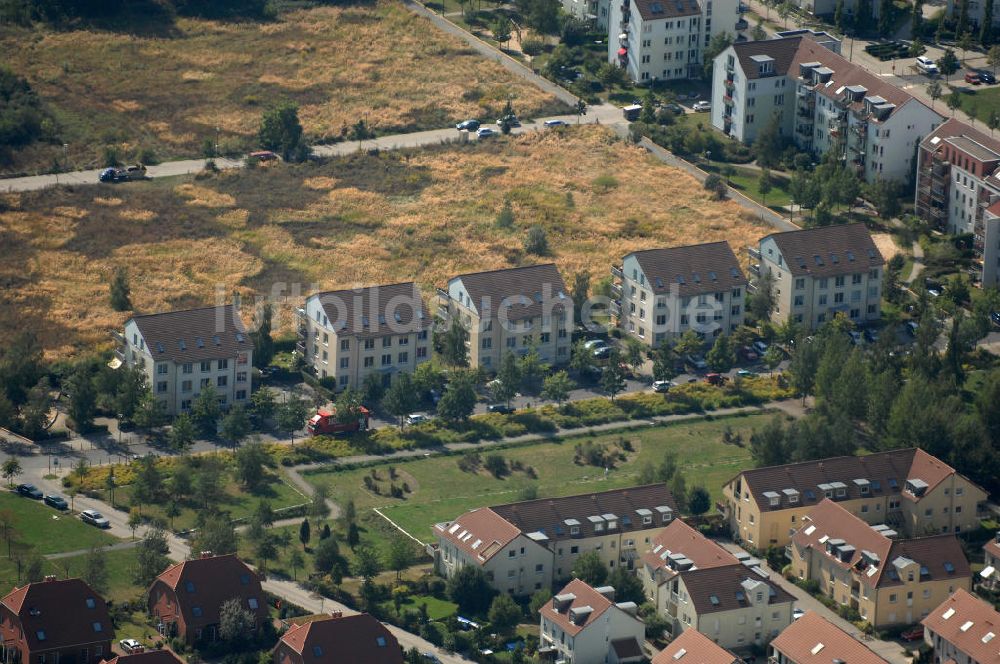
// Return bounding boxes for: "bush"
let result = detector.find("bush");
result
[521,39,544,56]
[0,67,49,148]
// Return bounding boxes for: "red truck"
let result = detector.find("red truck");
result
[307,407,371,435]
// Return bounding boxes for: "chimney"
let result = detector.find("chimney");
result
[200,551,213,559]
[43,575,57,582]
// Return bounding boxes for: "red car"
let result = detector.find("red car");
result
[965,71,982,85]
[901,626,924,642]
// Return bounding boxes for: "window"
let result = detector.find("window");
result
[200,361,211,372]
[381,354,392,366]
[236,371,247,382]
[36,631,46,641]
[182,380,192,392]
[182,363,192,374]
[339,375,349,386]
[248,598,259,609]
[323,332,329,344]
[340,357,349,369]
[313,647,323,657]
[506,338,516,348]
[158,363,168,375]
[835,276,845,287]
[217,376,228,387]
[157,381,167,393]
[92,622,103,633]
[398,336,409,346]
[186,581,196,593]
[341,339,350,351]
[416,347,428,358]
[383,337,392,348]
[398,352,409,363]
[86,598,96,609]
[217,359,228,370]
[236,390,246,400]
[418,330,428,340]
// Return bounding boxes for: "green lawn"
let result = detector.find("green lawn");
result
[720,165,793,209]
[305,412,769,545]
[947,84,1000,124]
[0,492,118,554]
[393,594,459,620]
[50,547,145,603]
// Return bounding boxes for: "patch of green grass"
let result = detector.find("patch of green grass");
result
[50,547,145,603]
[0,492,118,554]
[721,166,793,209]
[305,413,767,546]
[948,84,1000,124]
[395,594,458,620]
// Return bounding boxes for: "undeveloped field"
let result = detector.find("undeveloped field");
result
[0,126,770,356]
[0,1,564,175]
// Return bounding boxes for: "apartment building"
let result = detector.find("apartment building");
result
[118,303,253,416]
[611,242,747,347]
[299,282,431,390]
[751,223,884,330]
[0,577,113,664]
[273,614,402,664]
[722,448,988,549]
[433,484,678,595]
[538,579,646,664]
[982,532,1000,590]
[653,627,742,664]
[922,589,1000,664]
[915,118,1000,289]
[561,0,611,29]
[769,610,889,664]
[713,36,943,182]
[607,0,744,84]
[945,0,1000,31]
[437,264,572,370]
[639,520,794,649]
[790,499,971,628]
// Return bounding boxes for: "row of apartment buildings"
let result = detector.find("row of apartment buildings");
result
[712,32,1000,289]
[0,554,404,664]
[122,222,884,415]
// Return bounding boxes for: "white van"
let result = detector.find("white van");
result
[916,56,939,75]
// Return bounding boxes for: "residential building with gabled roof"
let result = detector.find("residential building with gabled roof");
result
[147,553,268,645]
[116,302,253,416]
[437,263,572,371]
[789,500,971,628]
[721,448,988,548]
[983,532,1000,590]
[105,648,186,664]
[769,610,889,664]
[652,627,742,664]
[433,484,677,595]
[922,589,1000,664]
[0,577,113,664]
[611,242,747,347]
[751,223,884,330]
[273,613,402,664]
[538,579,646,664]
[297,282,431,391]
[639,520,795,649]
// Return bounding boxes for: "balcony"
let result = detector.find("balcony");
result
[749,263,761,276]
[611,265,624,279]
[725,78,735,91]
[611,283,623,298]
[735,17,749,30]
[610,300,622,316]
[851,123,867,137]
[747,246,761,260]
[295,340,306,354]
[723,93,734,105]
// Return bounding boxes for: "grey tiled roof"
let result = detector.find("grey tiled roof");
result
[450,263,570,322]
[763,223,884,278]
[130,304,252,363]
[627,242,747,298]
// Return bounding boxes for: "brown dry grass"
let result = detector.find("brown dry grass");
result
[0,127,771,357]
[0,1,565,176]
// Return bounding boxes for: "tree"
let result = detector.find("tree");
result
[299,518,311,549]
[26,556,44,583]
[641,89,657,124]
[333,389,363,428]
[990,110,1000,135]
[877,0,893,36]
[128,509,142,540]
[191,385,221,438]
[758,168,773,206]
[989,44,1000,73]
[168,413,196,451]
[191,515,238,556]
[1,458,21,487]
[383,372,418,429]
[220,405,251,447]
[910,0,922,37]
[132,455,163,507]
[249,303,275,369]
[777,1,792,28]
[493,352,521,406]
[983,0,994,45]
[488,593,522,635]
[491,16,512,47]
[751,21,767,41]
[194,457,225,508]
[289,549,304,580]
[702,32,735,78]
[447,565,496,614]
[927,81,942,108]
[313,536,347,581]
[939,48,960,81]
[601,349,627,401]
[234,442,271,489]
[134,525,170,585]
[753,115,785,168]
[311,483,331,519]
[750,415,789,467]
[20,377,51,440]
[495,200,515,229]
[259,101,305,161]
[575,99,587,124]
[958,31,974,62]
[764,345,783,376]
[436,371,477,422]
[706,334,735,372]
[908,38,925,58]
[947,89,963,116]
[518,347,548,395]
[353,545,382,587]
[541,370,573,408]
[572,551,608,585]
[82,546,108,593]
[571,271,590,325]
[866,178,901,219]
[439,318,469,367]
[570,339,597,376]
[524,225,549,255]
[276,394,309,441]
[109,267,131,312]
[524,0,560,33]
[749,271,776,323]
[687,485,711,515]
[671,472,689,512]
[607,567,645,605]
[530,589,553,618]
[388,536,414,581]
[652,343,677,382]
[219,597,256,643]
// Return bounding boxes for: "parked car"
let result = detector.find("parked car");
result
[901,626,924,642]
[906,320,919,336]
[543,119,567,127]
[665,102,685,114]
[652,380,672,393]
[43,494,68,510]
[120,639,143,654]
[915,56,939,75]
[705,373,727,386]
[739,346,759,362]
[81,510,111,529]
[497,115,521,127]
[692,101,711,112]
[978,69,997,84]
[405,413,430,426]
[16,484,43,500]
[752,340,769,356]
[991,311,1000,327]
[455,119,480,131]
[847,330,863,345]
[685,354,708,371]
[487,404,515,414]
[736,369,758,378]
[248,150,278,161]
[965,71,982,85]
[476,127,497,139]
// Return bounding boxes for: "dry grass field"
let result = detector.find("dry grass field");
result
[0,1,564,176]
[0,126,771,357]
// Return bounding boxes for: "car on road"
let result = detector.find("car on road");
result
[81,510,111,529]
[43,494,68,510]
[965,71,982,85]
[991,311,1000,327]
[692,101,711,112]
[456,119,480,131]
[476,127,497,139]
[249,150,279,162]
[98,164,147,183]
[664,102,685,114]
[752,340,769,356]
[901,626,924,642]
[16,484,43,500]
[120,639,143,654]
[405,413,430,426]
[544,119,567,127]
[736,369,758,378]
[497,115,521,127]
[916,56,939,75]
[487,404,515,414]
[652,380,673,393]
[583,338,611,358]
[685,354,708,371]
[978,69,997,84]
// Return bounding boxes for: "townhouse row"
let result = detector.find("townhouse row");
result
[120,222,883,416]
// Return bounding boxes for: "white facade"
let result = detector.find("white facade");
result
[712,50,791,143]
[562,0,611,29]
[539,582,646,664]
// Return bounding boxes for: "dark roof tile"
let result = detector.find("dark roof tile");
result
[130,304,252,363]
[627,242,747,299]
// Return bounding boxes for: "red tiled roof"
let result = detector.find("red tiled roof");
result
[105,649,185,664]
[1,578,112,652]
[277,614,402,664]
[985,535,1000,561]
[681,565,795,615]
[922,590,1000,664]
[653,628,740,664]
[435,508,522,564]
[151,554,266,630]
[642,519,738,576]
[907,448,958,494]
[771,611,889,664]
[540,579,616,637]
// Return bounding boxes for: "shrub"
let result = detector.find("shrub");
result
[524,225,549,255]
[521,39,544,56]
